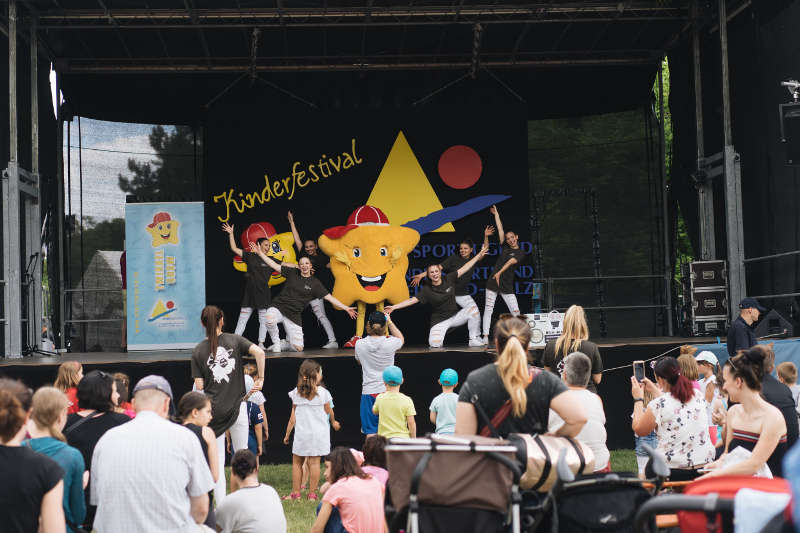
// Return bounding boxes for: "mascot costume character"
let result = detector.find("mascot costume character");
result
[319,205,420,347]
[232,222,297,286]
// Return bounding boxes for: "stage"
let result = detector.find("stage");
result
[0,336,716,461]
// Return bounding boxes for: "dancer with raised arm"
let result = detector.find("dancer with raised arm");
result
[385,243,488,347]
[287,211,338,349]
[482,205,526,343]
[222,223,272,349]
[411,225,494,331]
[249,243,357,352]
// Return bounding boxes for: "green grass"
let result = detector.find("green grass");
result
[233,450,637,533]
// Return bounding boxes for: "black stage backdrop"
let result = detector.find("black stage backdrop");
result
[670,0,800,328]
[204,103,530,346]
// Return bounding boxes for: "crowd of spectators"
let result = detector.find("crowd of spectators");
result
[5,305,800,532]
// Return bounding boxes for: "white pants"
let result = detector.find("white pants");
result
[309,298,336,343]
[482,290,520,337]
[455,295,478,310]
[429,305,481,347]
[234,307,268,344]
[265,307,304,350]
[214,402,249,503]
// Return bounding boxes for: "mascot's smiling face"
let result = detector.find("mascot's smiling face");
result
[319,220,419,306]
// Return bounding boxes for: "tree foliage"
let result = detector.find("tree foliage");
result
[117,125,198,199]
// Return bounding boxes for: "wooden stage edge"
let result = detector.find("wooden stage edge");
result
[0,336,723,367]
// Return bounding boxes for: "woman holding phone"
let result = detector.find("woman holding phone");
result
[631,357,714,481]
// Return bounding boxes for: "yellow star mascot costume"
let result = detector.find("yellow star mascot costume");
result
[319,205,420,347]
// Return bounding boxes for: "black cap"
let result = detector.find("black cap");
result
[739,297,766,312]
[367,311,387,325]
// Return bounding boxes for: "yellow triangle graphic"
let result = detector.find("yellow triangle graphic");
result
[150,299,168,319]
[367,131,454,232]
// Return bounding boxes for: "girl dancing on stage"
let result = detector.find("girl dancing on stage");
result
[249,244,357,352]
[287,211,338,349]
[191,305,265,503]
[385,243,488,347]
[482,205,527,343]
[222,222,271,348]
[411,225,494,323]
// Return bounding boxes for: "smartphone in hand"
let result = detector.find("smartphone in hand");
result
[633,360,645,382]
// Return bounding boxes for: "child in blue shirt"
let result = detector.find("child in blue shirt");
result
[429,368,459,435]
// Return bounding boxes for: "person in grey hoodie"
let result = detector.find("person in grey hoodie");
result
[24,387,87,533]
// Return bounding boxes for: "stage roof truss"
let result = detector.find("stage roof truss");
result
[14,1,695,74]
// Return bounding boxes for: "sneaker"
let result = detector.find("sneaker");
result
[481,336,489,345]
[282,492,301,501]
[322,340,338,349]
[269,342,281,353]
[258,342,266,350]
[280,339,291,351]
[343,336,361,348]
[468,338,485,347]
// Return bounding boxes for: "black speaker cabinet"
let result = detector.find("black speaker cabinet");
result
[692,288,728,319]
[690,260,727,290]
[780,102,800,166]
[754,309,794,338]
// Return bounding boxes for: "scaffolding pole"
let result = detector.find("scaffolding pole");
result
[29,16,42,353]
[693,0,715,260]
[718,0,746,317]
[3,0,22,357]
[658,62,674,336]
[56,70,65,351]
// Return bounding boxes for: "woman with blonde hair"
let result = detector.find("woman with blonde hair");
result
[24,387,87,532]
[54,361,83,414]
[542,305,603,393]
[455,315,586,437]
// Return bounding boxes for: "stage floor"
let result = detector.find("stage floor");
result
[0,336,711,367]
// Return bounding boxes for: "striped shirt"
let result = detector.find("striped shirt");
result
[90,410,214,532]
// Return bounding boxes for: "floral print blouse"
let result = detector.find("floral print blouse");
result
[648,389,715,468]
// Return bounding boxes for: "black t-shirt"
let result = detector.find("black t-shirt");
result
[191,332,253,436]
[416,272,461,327]
[458,364,568,437]
[486,245,526,294]
[243,252,273,290]
[441,255,474,296]
[273,266,329,325]
[541,339,603,394]
[64,411,129,527]
[65,411,130,470]
[762,374,800,449]
[307,252,333,288]
[0,445,64,533]
[726,316,757,357]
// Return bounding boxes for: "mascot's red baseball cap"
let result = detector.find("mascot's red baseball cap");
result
[323,205,390,239]
[241,222,277,248]
[147,212,172,228]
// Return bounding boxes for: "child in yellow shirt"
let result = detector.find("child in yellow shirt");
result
[372,366,416,438]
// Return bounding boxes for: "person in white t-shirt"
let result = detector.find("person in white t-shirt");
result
[354,312,404,435]
[548,352,610,471]
[217,449,286,533]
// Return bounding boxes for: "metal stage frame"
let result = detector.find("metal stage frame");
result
[0,0,755,357]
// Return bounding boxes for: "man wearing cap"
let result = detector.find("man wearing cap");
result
[726,297,766,357]
[90,375,215,532]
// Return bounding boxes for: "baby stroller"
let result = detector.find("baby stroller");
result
[385,434,523,533]
[633,476,794,533]
[520,444,669,533]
